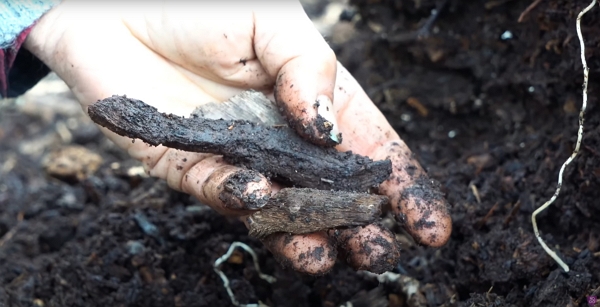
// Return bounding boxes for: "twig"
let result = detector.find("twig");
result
[475,202,499,229]
[503,200,521,228]
[247,188,386,238]
[366,78,404,97]
[0,212,24,248]
[213,242,275,307]
[386,0,448,43]
[518,0,544,23]
[469,183,481,204]
[531,0,597,273]
[0,226,19,248]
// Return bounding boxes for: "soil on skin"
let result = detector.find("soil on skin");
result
[1,1,599,306]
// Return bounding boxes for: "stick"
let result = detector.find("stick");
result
[88,93,392,192]
[531,0,597,273]
[518,0,544,23]
[386,0,448,43]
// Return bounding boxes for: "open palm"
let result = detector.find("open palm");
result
[25,1,451,275]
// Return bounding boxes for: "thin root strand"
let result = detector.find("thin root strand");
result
[531,0,597,273]
[213,241,275,307]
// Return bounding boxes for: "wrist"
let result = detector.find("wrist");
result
[23,4,67,73]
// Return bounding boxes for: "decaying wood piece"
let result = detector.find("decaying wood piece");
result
[88,91,393,236]
[247,188,387,238]
[192,90,286,125]
[88,92,392,192]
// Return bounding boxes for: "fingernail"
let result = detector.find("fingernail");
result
[315,95,342,144]
[219,170,271,210]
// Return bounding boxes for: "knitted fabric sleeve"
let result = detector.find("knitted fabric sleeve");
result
[1,0,61,98]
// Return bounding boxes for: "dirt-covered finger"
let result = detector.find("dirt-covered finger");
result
[260,231,337,276]
[252,2,341,147]
[329,65,452,247]
[374,141,452,247]
[329,223,400,274]
[273,62,341,147]
[180,155,271,215]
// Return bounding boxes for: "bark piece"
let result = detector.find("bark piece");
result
[43,145,103,183]
[88,93,392,192]
[246,188,387,238]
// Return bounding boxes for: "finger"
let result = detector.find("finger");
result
[259,231,337,276]
[332,63,452,247]
[179,155,271,215]
[244,183,337,275]
[120,140,271,215]
[373,141,452,247]
[329,224,401,274]
[252,2,341,147]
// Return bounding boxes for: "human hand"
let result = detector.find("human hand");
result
[25,1,451,275]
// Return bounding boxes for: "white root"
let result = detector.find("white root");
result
[531,0,597,273]
[213,241,276,307]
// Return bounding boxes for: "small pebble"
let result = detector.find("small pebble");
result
[501,30,513,40]
[126,240,146,255]
[133,212,160,238]
[57,191,81,209]
[185,205,211,214]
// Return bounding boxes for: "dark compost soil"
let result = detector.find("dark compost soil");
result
[1,1,600,306]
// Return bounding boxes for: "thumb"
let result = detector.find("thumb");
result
[252,2,341,147]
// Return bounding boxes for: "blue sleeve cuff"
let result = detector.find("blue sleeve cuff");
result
[0,0,61,48]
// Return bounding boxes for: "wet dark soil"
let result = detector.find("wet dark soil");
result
[1,1,600,306]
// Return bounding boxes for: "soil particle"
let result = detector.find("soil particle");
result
[395,212,408,226]
[263,233,337,276]
[133,211,162,242]
[314,113,343,144]
[282,233,294,246]
[364,234,399,274]
[412,211,436,230]
[264,234,295,270]
[404,165,417,177]
[297,246,337,276]
[311,246,325,261]
[274,75,340,148]
[38,218,77,252]
[332,224,401,274]
[401,176,448,215]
